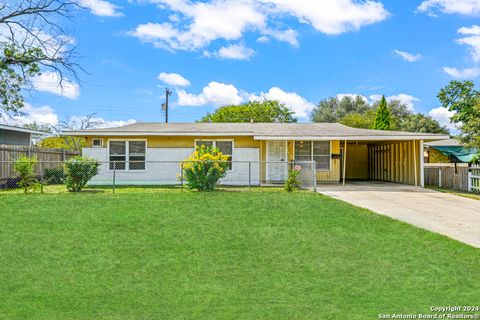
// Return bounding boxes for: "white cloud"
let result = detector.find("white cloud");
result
[386,93,420,112]
[337,93,368,102]
[204,44,255,60]
[69,116,137,129]
[261,0,389,35]
[428,107,457,131]
[175,81,315,118]
[131,0,389,52]
[31,72,80,100]
[157,72,191,87]
[176,82,244,106]
[418,0,480,16]
[393,49,422,62]
[81,0,123,17]
[250,87,315,118]
[1,103,59,127]
[456,25,480,62]
[257,36,270,43]
[442,66,480,78]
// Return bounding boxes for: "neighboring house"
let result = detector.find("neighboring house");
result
[424,139,478,163]
[0,124,47,146]
[65,122,448,186]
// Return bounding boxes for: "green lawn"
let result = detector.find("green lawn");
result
[1,189,479,319]
[428,186,480,201]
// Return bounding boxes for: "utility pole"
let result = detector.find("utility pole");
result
[162,88,173,123]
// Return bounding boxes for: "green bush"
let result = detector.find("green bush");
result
[64,156,99,192]
[182,145,229,192]
[13,156,38,193]
[44,167,65,184]
[284,169,301,192]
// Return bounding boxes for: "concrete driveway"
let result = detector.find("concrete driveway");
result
[317,181,480,248]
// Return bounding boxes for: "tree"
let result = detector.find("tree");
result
[0,0,79,116]
[311,95,449,134]
[373,96,391,130]
[398,114,449,134]
[339,111,375,129]
[310,96,370,123]
[200,100,296,123]
[438,80,480,148]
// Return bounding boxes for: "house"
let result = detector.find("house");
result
[0,124,47,146]
[424,139,478,163]
[64,122,448,186]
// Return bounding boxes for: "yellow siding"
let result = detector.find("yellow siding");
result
[367,140,421,186]
[427,148,449,163]
[316,140,340,182]
[345,143,368,180]
[84,136,260,148]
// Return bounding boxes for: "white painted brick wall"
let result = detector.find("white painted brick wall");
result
[83,147,260,186]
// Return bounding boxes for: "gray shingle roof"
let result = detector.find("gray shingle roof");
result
[64,122,449,141]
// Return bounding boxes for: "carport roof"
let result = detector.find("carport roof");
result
[64,122,449,141]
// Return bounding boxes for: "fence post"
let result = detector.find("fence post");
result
[180,161,184,192]
[313,162,317,192]
[468,171,472,192]
[112,161,116,194]
[438,169,442,188]
[248,161,251,190]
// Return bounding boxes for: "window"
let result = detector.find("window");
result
[195,140,233,169]
[109,140,146,170]
[294,141,330,171]
[92,138,103,147]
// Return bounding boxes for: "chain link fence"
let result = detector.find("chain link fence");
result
[0,160,317,192]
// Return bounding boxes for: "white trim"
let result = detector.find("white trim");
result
[293,140,331,172]
[420,140,425,187]
[266,140,288,181]
[92,138,103,147]
[65,131,253,137]
[107,139,147,172]
[254,135,450,141]
[0,124,48,135]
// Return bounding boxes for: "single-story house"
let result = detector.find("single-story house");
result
[424,139,478,163]
[65,122,448,186]
[0,124,47,146]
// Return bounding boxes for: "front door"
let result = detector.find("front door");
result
[267,141,287,182]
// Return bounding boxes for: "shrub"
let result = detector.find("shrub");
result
[44,167,65,184]
[13,156,38,193]
[64,156,99,192]
[284,169,301,192]
[182,145,229,191]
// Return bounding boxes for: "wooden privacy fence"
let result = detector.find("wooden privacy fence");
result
[424,163,480,192]
[0,145,79,185]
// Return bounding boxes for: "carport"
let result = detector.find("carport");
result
[341,139,434,187]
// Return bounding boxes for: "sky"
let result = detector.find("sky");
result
[7,0,480,131]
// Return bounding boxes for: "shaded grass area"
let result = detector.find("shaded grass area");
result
[428,186,480,201]
[1,190,479,319]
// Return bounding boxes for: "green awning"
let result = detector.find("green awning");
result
[430,146,478,163]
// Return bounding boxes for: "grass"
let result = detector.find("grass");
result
[427,186,480,201]
[1,188,479,319]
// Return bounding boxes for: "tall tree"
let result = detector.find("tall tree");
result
[0,0,79,117]
[373,96,391,130]
[438,80,480,148]
[310,96,370,123]
[399,114,449,134]
[200,100,297,123]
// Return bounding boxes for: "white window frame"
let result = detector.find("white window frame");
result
[194,139,234,170]
[108,139,147,171]
[293,140,332,172]
[92,138,103,148]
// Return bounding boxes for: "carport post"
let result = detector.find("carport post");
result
[420,140,424,187]
[343,140,347,186]
[413,140,418,187]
